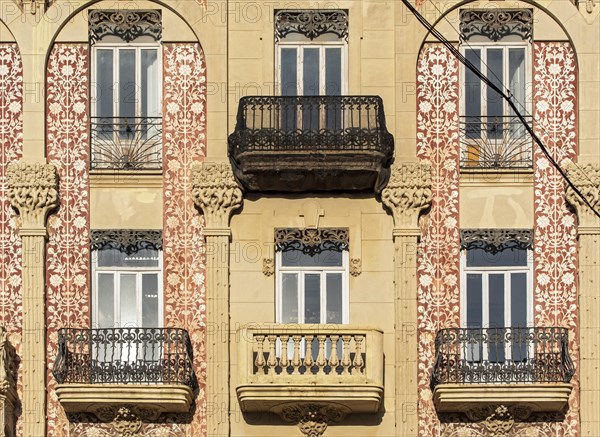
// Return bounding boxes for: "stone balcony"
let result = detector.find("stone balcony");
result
[236,324,384,419]
[228,96,394,193]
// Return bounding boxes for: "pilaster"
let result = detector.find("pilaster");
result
[381,162,432,437]
[7,161,58,437]
[566,163,600,437]
[192,161,243,437]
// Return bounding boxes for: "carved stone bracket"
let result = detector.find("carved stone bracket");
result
[7,162,59,230]
[275,228,349,256]
[0,327,17,437]
[460,229,533,253]
[460,9,533,42]
[89,10,162,44]
[192,162,243,229]
[381,162,432,230]
[464,405,532,436]
[112,407,142,436]
[565,163,600,230]
[275,10,348,42]
[91,229,162,255]
[278,404,349,437]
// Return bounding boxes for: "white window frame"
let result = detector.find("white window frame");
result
[459,41,532,118]
[275,41,348,96]
[92,249,164,329]
[275,250,349,324]
[91,43,163,120]
[460,246,533,361]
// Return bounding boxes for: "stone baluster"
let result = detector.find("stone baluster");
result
[267,335,277,372]
[341,335,352,374]
[304,335,314,372]
[254,335,266,374]
[316,335,327,373]
[292,335,302,373]
[353,335,365,374]
[192,161,243,437]
[330,335,340,373]
[280,335,290,372]
[7,162,59,437]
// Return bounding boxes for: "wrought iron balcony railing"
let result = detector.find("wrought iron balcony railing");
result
[460,116,533,169]
[431,327,574,388]
[53,327,194,387]
[90,117,162,170]
[228,96,394,192]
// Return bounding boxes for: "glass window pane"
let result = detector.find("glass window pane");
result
[302,48,320,130]
[97,273,115,328]
[488,274,505,362]
[486,48,504,132]
[120,274,137,328]
[466,274,482,328]
[304,274,321,323]
[97,248,159,268]
[511,272,528,361]
[141,49,159,118]
[142,274,159,327]
[465,49,481,137]
[280,48,297,96]
[466,246,528,267]
[281,273,299,323]
[326,273,343,323]
[119,49,137,120]
[325,48,341,96]
[281,249,343,267]
[96,49,114,119]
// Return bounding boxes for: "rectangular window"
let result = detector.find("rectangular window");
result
[91,44,162,170]
[460,44,532,168]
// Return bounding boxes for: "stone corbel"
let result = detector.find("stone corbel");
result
[381,162,432,230]
[0,327,17,437]
[565,163,600,233]
[7,162,59,231]
[278,404,349,437]
[191,161,243,231]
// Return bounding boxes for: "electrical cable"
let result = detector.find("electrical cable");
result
[400,0,600,220]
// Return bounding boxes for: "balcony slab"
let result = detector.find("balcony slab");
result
[433,383,573,414]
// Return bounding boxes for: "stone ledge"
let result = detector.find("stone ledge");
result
[433,383,573,413]
[237,384,384,415]
[56,384,193,419]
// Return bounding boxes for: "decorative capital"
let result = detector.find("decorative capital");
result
[565,163,600,229]
[279,404,348,437]
[192,162,243,229]
[7,162,59,230]
[381,162,432,230]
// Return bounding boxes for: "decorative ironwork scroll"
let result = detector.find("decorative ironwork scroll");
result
[275,10,348,41]
[90,229,162,255]
[275,228,349,256]
[460,229,533,253]
[460,9,533,42]
[89,10,162,44]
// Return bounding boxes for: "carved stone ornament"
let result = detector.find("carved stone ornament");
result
[0,327,17,437]
[462,405,532,436]
[586,0,597,14]
[279,404,348,437]
[460,229,533,253]
[91,229,162,255]
[275,10,348,42]
[89,10,162,44]
[191,162,243,229]
[7,162,59,230]
[565,163,600,228]
[460,9,533,42]
[350,258,361,277]
[112,407,142,436]
[381,162,432,229]
[263,258,274,276]
[275,228,349,256]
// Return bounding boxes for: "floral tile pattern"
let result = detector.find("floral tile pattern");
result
[162,43,207,436]
[0,43,23,435]
[416,44,461,437]
[46,44,91,437]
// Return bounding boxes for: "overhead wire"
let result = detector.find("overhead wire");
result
[400,0,600,220]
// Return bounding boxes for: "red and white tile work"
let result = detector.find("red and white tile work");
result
[0,43,23,435]
[162,43,207,436]
[416,43,461,437]
[533,41,579,436]
[45,44,91,437]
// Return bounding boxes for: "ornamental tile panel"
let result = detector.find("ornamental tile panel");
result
[0,44,23,436]
[162,43,207,436]
[46,44,91,436]
[533,41,579,436]
[415,44,460,437]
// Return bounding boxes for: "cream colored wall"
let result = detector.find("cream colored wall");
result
[229,196,396,436]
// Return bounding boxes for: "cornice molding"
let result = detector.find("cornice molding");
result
[7,162,59,230]
[381,162,432,230]
[191,162,243,229]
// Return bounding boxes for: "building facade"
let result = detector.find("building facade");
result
[0,0,598,436]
